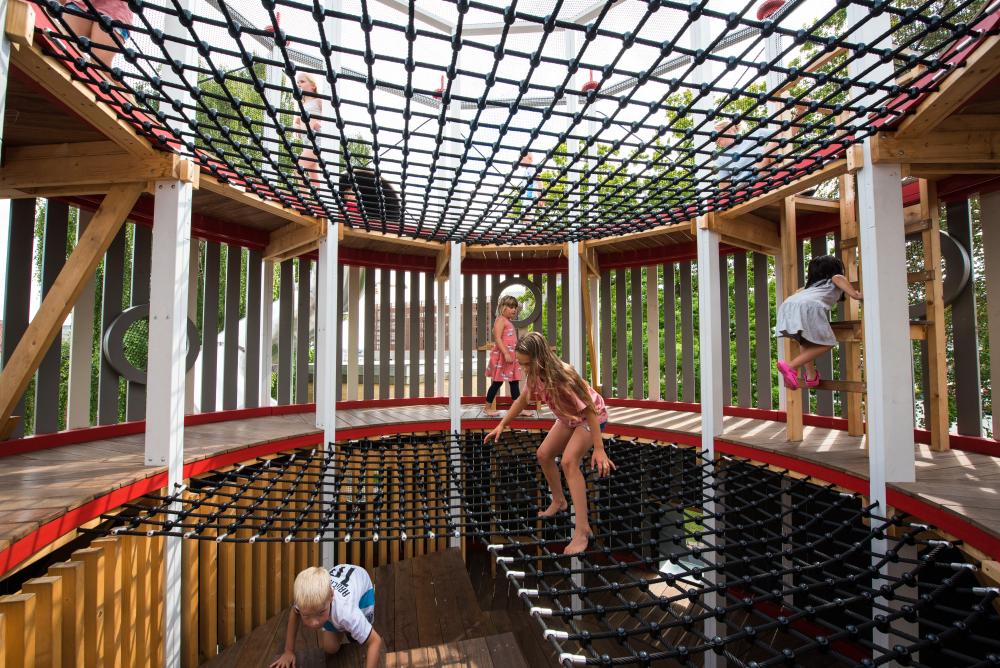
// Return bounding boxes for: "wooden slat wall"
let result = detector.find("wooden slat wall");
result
[379,267,391,399]
[99,226,127,425]
[561,272,569,357]
[244,249,262,409]
[462,273,473,395]
[346,265,360,401]
[663,263,677,402]
[720,257,732,406]
[223,245,241,410]
[947,200,983,435]
[200,242,220,413]
[477,275,488,395]
[424,273,435,397]
[409,270,421,398]
[394,269,405,400]
[753,252,772,410]
[2,199,34,438]
[278,260,294,405]
[126,224,152,422]
[631,268,643,399]
[679,261,695,403]
[336,264,344,402]
[295,259,312,403]
[363,267,376,401]
[615,268,627,397]
[599,270,612,397]
[546,274,557,340]
[35,200,69,433]
[733,252,752,407]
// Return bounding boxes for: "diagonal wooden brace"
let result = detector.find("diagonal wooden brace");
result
[0,183,143,439]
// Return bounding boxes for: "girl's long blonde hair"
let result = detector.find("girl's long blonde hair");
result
[495,294,519,317]
[515,332,595,418]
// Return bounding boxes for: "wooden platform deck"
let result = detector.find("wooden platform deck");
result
[1,404,999,575]
[201,549,536,668]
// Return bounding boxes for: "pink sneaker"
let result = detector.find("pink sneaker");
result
[777,361,799,389]
[804,371,821,389]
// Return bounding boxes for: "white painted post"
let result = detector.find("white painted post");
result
[315,243,327,428]
[448,241,462,547]
[981,191,1000,439]
[646,267,660,400]
[437,278,446,397]
[67,210,96,428]
[260,260,275,407]
[567,243,582,370]
[848,8,915,663]
[318,227,339,568]
[146,180,193,668]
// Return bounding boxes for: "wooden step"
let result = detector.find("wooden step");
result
[386,632,528,668]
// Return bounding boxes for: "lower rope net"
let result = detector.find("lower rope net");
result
[102,431,1000,667]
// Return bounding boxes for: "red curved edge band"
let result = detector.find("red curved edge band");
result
[2,417,997,579]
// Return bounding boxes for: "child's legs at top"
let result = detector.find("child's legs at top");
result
[536,420,573,508]
[318,628,346,655]
[560,425,596,535]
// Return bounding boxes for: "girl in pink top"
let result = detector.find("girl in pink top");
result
[58,0,133,69]
[483,295,523,416]
[484,332,614,555]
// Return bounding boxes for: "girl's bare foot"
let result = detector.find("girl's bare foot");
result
[563,531,593,555]
[538,499,568,518]
[484,408,499,417]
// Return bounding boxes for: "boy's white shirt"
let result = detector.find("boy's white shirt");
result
[327,565,374,644]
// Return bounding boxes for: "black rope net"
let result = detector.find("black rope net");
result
[101,432,1000,667]
[25,0,1000,243]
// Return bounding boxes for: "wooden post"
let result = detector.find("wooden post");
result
[218,491,236,648]
[22,577,60,668]
[48,561,85,667]
[0,184,142,437]
[838,173,865,436]
[780,198,803,441]
[920,180,949,450]
[67,208,96,429]
[981,191,1000,443]
[198,502,218,661]
[645,265,660,400]
[74,546,105,666]
[180,526,200,668]
[91,537,122,668]
[0,593,36,668]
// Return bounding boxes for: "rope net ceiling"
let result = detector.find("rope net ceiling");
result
[101,433,1000,666]
[30,0,1000,244]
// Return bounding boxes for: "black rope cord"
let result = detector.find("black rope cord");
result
[26,0,1000,244]
[96,432,1000,667]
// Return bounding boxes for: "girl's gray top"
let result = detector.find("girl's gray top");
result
[775,278,843,346]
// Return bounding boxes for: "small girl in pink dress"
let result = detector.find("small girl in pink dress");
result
[483,295,522,416]
[57,0,133,69]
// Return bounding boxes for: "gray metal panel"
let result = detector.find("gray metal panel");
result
[410,270,421,398]
[947,200,983,435]
[35,200,69,434]
[379,268,391,399]
[424,272,435,396]
[811,236,833,416]
[244,249,262,408]
[99,226,127,425]
[615,268,627,397]
[679,261,695,403]
[3,199,35,438]
[546,274,557,341]
[599,270,612,398]
[631,268,643,399]
[200,242,220,413]
[277,259,294,405]
[719,256,732,405]
[662,263,677,402]
[298,259,313,403]
[462,273,473,395]
[753,253,772,410]
[125,222,151,422]
[336,264,344,402]
[362,266,375,400]
[476,274,488,395]
[223,244,241,409]
[733,252,752,408]
[394,269,405,399]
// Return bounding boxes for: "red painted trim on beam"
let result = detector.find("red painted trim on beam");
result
[714,440,872,495]
[461,258,568,274]
[339,246,437,272]
[886,489,1000,559]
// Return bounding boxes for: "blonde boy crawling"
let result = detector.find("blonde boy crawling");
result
[270,565,384,668]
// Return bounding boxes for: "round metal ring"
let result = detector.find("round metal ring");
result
[102,304,202,385]
[908,230,971,320]
[495,276,544,329]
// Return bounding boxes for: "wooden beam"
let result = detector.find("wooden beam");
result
[435,248,449,280]
[10,25,154,159]
[793,196,841,213]
[872,130,1000,164]
[894,32,1000,138]
[780,197,803,442]
[0,183,143,439]
[775,46,848,96]
[578,242,600,277]
[199,174,320,229]
[905,163,1000,177]
[465,242,563,255]
[705,211,780,255]
[583,220,692,249]
[0,142,197,194]
[935,115,1000,132]
[263,220,327,261]
[721,158,850,219]
[4,0,34,47]
[920,179,949,450]
[815,379,866,393]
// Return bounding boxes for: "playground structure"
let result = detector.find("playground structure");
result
[1,0,1000,666]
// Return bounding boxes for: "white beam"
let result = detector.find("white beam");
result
[318,228,339,568]
[448,241,462,548]
[145,180,193,668]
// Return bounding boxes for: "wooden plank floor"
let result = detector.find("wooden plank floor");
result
[1,405,998,563]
